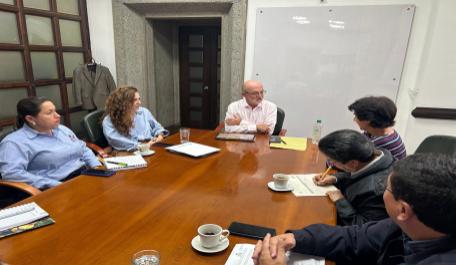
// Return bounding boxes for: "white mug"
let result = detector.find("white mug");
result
[197,224,229,248]
[273,173,289,189]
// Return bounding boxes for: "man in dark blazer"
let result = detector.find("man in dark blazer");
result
[253,154,456,265]
[72,63,116,110]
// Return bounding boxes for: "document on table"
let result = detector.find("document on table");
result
[225,244,324,265]
[166,142,220,158]
[269,137,307,151]
[289,174,338,197]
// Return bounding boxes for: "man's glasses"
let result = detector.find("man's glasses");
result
[245,90,267,96]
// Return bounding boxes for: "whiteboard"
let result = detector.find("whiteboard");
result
[251,5,414,137]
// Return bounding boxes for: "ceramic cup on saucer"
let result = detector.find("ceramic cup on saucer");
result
[273,173,289,189]
[197,224,229,249]
[138,143,150,155]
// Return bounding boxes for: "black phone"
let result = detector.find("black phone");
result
[152,142,173,147]
[81,168,116,177]
[228,221,276,240]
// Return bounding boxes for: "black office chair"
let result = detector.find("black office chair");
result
[272,107,286,136]
[415,135,456,156]
[0,127,16,143]
[0,181,41,209]
[82,110,111,157]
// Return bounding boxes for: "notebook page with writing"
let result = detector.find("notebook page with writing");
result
[225,244,324,265]
[166,142,220,157]
[103,155,147,171]
[290,174,338,197]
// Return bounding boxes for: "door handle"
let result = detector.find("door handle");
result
[203,85,209,91]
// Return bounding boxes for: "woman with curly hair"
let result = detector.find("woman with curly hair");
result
[102,86,169,151]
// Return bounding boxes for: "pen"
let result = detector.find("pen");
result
[106,161,128,167]
[281,138,287,145]
[321,166,332,178]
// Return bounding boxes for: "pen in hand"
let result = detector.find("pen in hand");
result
[314,166,332,186]
[321,166,332,178]
[105,161,128,167]
[281,138,287,145]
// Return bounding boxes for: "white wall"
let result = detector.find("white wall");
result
[402,0,456,152]
[86,0,117,81]
[87,0,456,153]
[245,0,456,153]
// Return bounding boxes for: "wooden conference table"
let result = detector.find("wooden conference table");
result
[0,129,335,265]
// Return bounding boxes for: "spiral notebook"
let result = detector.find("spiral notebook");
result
[102,155,147,171]
[0,202,49,232]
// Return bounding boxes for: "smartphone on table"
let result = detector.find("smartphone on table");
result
[81,168,116,177]
[228,221,277,240]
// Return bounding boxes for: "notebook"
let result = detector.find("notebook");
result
[102,155,147,171]
[216,133,255,142]
[289,174,338,197]
[0,216,55,239]
[0,202,49,231]
[270,137,308,151]
[166,142,220,158]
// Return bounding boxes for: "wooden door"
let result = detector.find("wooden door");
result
[179,26,220,129]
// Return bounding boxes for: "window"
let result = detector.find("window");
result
[0,0,91,135]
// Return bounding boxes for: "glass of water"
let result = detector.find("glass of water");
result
[131,250,160,265]
[179,127,190,143]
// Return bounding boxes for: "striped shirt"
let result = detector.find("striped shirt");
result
[367,130,406,160]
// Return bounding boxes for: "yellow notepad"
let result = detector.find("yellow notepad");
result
[270,137,307,151]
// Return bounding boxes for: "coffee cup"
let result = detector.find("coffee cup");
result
[273,173,289,189]
[138,143,150,154]
[197,224,229,249]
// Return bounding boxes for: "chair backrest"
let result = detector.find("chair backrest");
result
[273,107,285,136]
[415,135,456,156]
[0,127,16,143]
[82,110,109,148]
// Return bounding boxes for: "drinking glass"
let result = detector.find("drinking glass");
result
[131,250,160,265]
[180,127,190,143]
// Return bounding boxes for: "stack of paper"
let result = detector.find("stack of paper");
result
[166,142,220,158]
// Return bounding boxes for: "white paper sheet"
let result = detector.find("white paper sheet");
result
[225,244,324,265]
[289,174,338,197]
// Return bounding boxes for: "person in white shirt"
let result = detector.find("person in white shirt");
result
[224,80,277,135]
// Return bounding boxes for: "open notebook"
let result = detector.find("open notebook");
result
[166,142,220,158]
[102,155,147,171]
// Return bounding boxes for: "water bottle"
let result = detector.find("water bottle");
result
[311,120,322,144]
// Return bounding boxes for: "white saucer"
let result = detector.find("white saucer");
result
[191,235,229,253]
[267,181,293,192]
[134,150,155,157]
